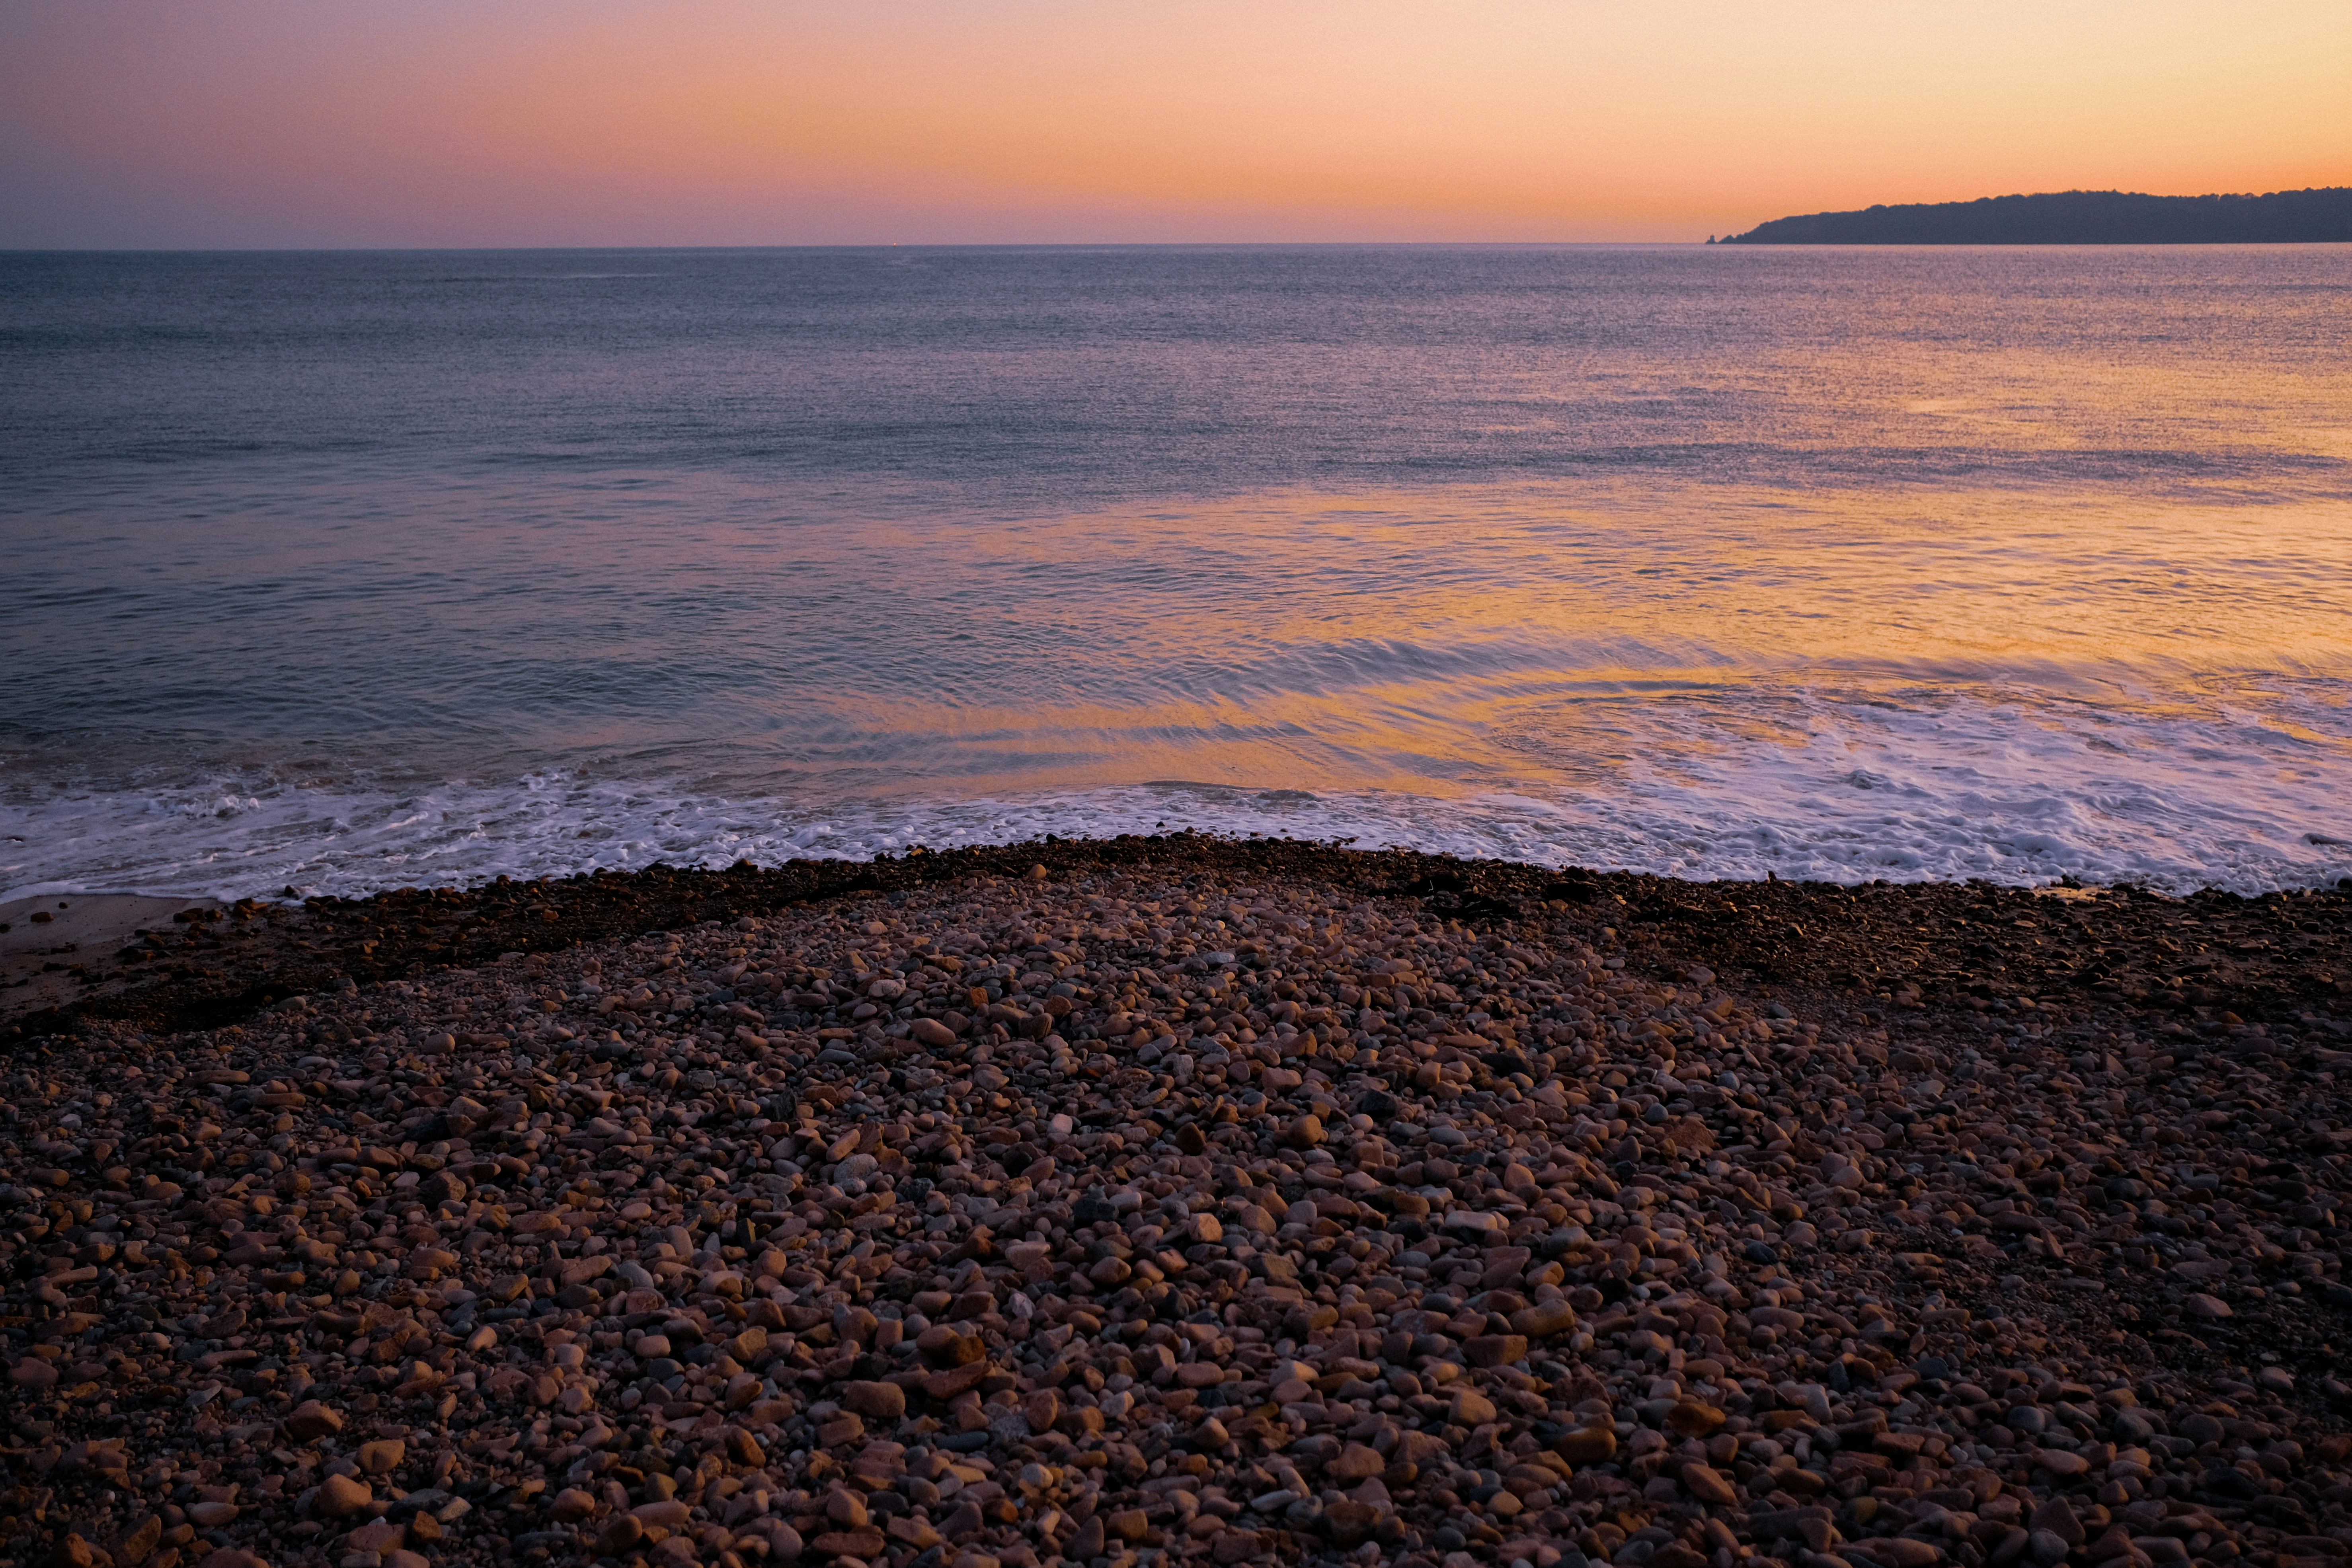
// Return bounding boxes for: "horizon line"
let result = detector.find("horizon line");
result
[4,239,1724,255]
[15,238,2352,256]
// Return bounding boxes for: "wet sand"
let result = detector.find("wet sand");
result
[2,892,223,1020]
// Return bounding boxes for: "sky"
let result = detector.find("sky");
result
[2,0,2347,248]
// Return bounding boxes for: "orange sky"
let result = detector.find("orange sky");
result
[2,0,2346,246]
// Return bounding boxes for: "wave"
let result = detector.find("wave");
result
[7,675,2348,906]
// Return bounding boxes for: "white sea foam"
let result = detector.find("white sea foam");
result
[6,681,2344,903]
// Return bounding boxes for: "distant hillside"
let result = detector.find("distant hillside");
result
[1715,187,2352,244]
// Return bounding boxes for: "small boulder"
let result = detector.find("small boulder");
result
[1324,1501,1383,1548]
[1508,1299,1577,1338]
[844,1380,906,1420]
[112,1516,162,1568]
[916,1324,984,1367]
[2028,1500,2085,1547]
[1450,1388,1497,1426]
[1554,1426,1618,1464]
[1679,1463,1738,1506]
[1666,1401,1727,1438]
[357,1439,405,1476]
[285,1400,343,1441]
[313,1473,372,1519]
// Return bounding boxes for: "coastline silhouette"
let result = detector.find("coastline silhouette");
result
[1716,185,2352,244]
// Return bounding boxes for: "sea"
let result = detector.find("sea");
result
[4,245,2350,903]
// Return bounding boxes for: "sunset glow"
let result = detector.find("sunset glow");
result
[3,0,2346,247]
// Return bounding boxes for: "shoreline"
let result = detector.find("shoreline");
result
[6,839,2349,1047]
[2,839,2349,1568]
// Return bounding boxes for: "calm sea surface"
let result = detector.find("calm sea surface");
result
[4,246,2350,899]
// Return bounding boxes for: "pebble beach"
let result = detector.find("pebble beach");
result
[5,840,2351,1568]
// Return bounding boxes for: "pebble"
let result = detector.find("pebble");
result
[3,854,2349,1568]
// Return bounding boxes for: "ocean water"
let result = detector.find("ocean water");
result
[4,244,2350,901]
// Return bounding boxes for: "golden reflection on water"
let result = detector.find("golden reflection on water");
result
[762,480,2342,804]
[817,478,2352,799]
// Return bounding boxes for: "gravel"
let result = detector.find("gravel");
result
[5,850,2350,1568]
